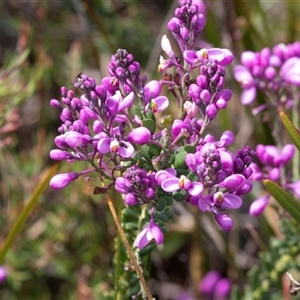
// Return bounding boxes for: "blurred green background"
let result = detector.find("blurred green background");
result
[0,1,300,299]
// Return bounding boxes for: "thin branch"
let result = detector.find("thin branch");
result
[99,182,154,300]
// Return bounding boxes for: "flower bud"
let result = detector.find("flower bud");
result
[206,103,218,119]
[127,127,151,144]
[49,149,71,161]
[50,172,79,190]
[50,99,61,108]
[215,214,233,231]
[124,194,138,206]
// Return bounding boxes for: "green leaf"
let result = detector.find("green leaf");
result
[148,144,162,159]
[142,118,156,134]
[164,196,173,206]
[157,197,166,212]
[174,151,187,169]
[184,144,196,153]
[132,105,143,118]
[146,109,156,123]
[263,179,300,224]
[173,192,186,202]
[280,111,300,152]
[0,163,60,263]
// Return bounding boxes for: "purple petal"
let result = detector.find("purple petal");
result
[235,181,253,195]
[161,177,180,192]
[134,227,150,249]
[218,48,234,66]
[281,144,295,164]
[207,48,225,62]
[155,170,176,185]
[97,137,111,154]
[117,141,134,158]
[219,150,234,174]
[183,50,198,64]
[221,193,242,209]
[149,220,164,244]
[241,51,256,68]
[219,174,246,191]
[241,86,256,105]
[233,65,254,87]
[106,98,119,116]
[198,197,209,212]
[268,167,280,181]
[144,80,162,104]
[218,130,234,147]
[118,92,134,112]
[287,180,300,198]
[185,153,197,172]
[152,96,169,113]
[249,195,269,216]
[188,182,203,196]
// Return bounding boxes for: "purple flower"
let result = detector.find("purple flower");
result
[198,193,242,211]
[249,195,270,216]
[233,65,256,105]
[161,174,203,196]
[97,138,134,158]
[150,96,169,113]
[134,220,164,249]
[256,144,295,167]
[50,172,79,190]
[280,57,300,86]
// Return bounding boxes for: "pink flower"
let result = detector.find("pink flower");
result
[134,220,164,249]
[97,138,134,158]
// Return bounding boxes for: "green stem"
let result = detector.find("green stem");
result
[0,163,59,264]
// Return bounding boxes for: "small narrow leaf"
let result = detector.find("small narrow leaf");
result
[280,111,300,152]
[0,163,60,263]
[263,179,300,224]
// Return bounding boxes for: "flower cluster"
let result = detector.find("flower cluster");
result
[248,144,297,215]
[49,0,255,249]
[155,133,255,231]
[234,41,300,109]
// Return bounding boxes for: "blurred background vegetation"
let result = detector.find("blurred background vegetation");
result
[0,1,300,299]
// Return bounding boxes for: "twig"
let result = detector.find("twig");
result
[99,182,153,300]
